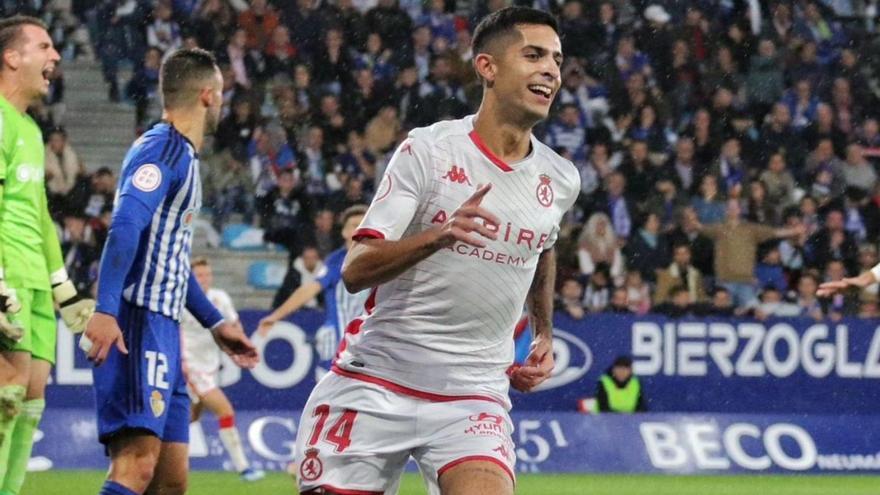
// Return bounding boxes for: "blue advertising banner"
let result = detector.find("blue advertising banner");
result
[47,312,880,414]
[31,410,880,474]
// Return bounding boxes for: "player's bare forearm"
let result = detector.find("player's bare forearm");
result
[268,281,322,320]
[342,229,444,293]
[526,249,556,339]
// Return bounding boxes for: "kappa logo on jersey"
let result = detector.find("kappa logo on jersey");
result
[299,448,323,481]
[150,390,165,418]
[132,163,162,192]
[442,165,472,185]
[536,174,554,207]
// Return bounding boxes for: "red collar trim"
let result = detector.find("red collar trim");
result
[468,130,514,172]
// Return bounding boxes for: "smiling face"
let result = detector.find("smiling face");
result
[478,23,562,124]
[2,23,60,102]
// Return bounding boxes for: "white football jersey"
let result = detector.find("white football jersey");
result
[337,115,580,408]
[180,287,239,372]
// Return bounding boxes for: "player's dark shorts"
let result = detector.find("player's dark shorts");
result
[93,300,189,445]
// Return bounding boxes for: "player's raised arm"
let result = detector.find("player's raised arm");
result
[185,271,258,368]
[342,138,499,293]
[817,266,879,297]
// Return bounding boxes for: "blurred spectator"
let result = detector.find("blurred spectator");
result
[312,209,340,257]
[366,0,413,55]
[249,125,297,198]
[623,270,650,314]
[577,213,624,280]
[745,180,778,226]
[192,0,236,52]
[624,212,669,283]
[653,286,698,318]
[753,286,801,319]
[216,96,259,153]
[691,174,725,225]
[312,27,353,94]
[824,259,859,318]
[579,142,615,197]
[606,287,632,314]
[796,273,825,320]
[701,199,803,307]
[596,356,646,413]
[278,246,325,310]
[146,1,182,54]
[127,48,162,132]
[584,263,612,314]
[238,0,280,50]
[842,143,877,194]
[654,243,706,305]
[263,25,297,78]
[667,206,714,278]
[203,149,255,231]
[258,167,313,256]
[555,277,586,320]
[586,172,633,240]
[84,167,116,219]
[706,287,736,317]
[544,103,587,163]
[758,152,796,208]
[60,210,100,295]
[44,127,81,214]
[805,208,859,274]
[755,244,788,292]
[96,0,148,102]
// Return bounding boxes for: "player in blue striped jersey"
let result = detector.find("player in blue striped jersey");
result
[83,49,258,495]
[257,205,369,377]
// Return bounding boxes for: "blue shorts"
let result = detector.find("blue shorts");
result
[93,301,189,445]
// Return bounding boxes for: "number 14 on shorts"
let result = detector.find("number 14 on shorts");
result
[308,404,358,453]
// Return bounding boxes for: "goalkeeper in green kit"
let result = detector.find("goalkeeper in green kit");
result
[0,16,95,495]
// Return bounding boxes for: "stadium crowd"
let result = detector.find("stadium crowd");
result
[14,0,880,320]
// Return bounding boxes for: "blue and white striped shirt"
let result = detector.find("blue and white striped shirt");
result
[114,123,202,320]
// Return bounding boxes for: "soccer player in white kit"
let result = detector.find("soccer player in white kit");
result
[293,7,579,495]
[180,258,264,482]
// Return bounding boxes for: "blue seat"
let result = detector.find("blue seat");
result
[221,224,268,251]
[247,261,287,290]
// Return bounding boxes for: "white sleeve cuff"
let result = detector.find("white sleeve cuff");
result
[50,267,70,285]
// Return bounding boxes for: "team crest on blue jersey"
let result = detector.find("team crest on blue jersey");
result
[182,208,196,230]
[133,163,162,192]
[150,390,165,417]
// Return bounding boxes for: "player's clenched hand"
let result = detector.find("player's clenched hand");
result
[509,334,554,392]
[212,321,260,369]
[84,312,128,366]
[435,183,501,249]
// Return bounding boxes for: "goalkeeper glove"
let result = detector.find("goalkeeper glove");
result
[51,269,95,333]
[0,271,23,345]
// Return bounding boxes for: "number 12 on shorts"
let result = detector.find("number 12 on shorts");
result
[308,404,358,453]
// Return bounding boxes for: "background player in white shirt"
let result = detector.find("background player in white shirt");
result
[180,258,264,482]
[293,7,579,495]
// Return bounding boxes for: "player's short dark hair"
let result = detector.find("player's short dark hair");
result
[341,205,368,226]
[0,15,47,68]
[471,6,558,56]
[191,256,210,268]
[160,48,218,109]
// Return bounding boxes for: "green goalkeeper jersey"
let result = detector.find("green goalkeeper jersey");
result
[0,94,51,290]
